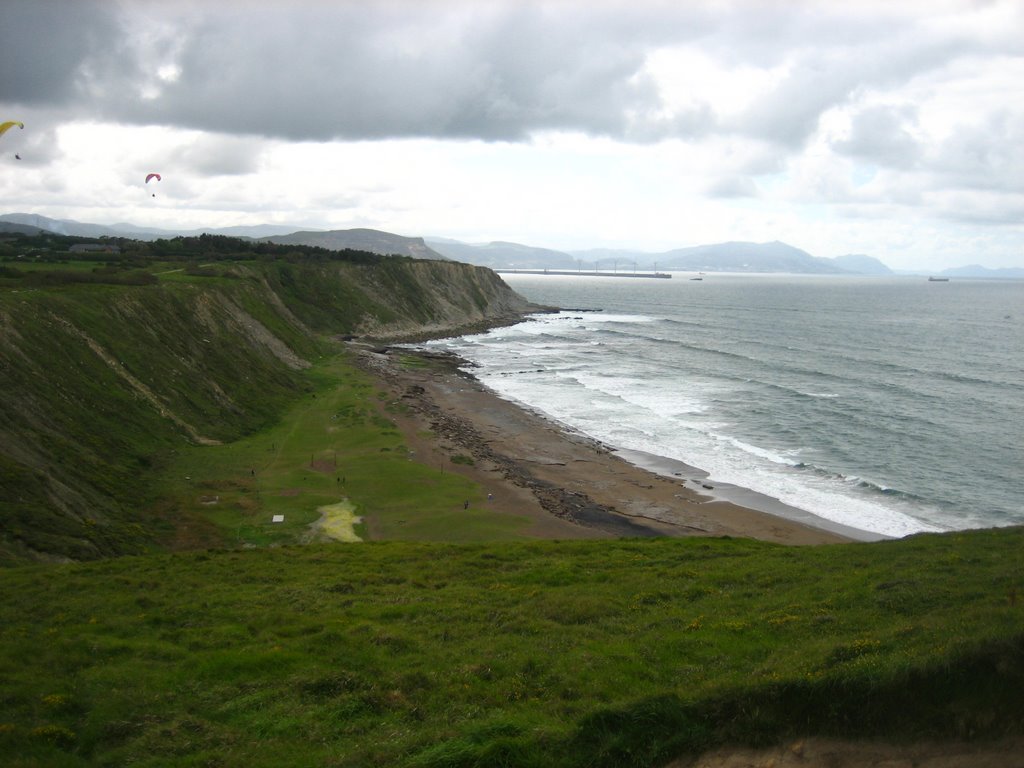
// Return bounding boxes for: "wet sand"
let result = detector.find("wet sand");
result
[354,344,861,546]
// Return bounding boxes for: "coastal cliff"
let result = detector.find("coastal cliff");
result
[0,253,536,563]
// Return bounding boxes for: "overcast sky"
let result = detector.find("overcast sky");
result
[2,0,1022,270]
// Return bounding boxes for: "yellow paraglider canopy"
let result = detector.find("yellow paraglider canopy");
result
[0,121,25,137]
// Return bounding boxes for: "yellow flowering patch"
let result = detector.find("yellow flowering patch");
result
[309,499,362,542]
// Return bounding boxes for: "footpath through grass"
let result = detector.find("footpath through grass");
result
[153,353,534,548]
[1,528,1023,766]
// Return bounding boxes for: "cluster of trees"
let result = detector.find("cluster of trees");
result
[145,233,392,265]
[0,231,402,267]
[0,265,157,286]
[0,232,421,286]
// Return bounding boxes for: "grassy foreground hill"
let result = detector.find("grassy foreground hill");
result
[2,529,1023,766]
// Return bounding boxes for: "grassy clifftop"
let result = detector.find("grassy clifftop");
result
[0,240,534,563]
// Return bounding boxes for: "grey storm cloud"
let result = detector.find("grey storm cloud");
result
[1,0,1019,155]
[930,111,1024,195]
[705,175,760,199]
[168,135,265,177]
[2,2,806,143]
[834,105,922,169]
[3,2,708,142]
[0,1,122,105]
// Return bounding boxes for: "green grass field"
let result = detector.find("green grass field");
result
[151,354,536,550]
[1,529,1022,766]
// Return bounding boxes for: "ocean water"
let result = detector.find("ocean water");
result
[422,273,1024,539]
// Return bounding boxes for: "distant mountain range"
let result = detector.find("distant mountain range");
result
[425,238,893,275]
[937,264,1024,279]
[3,212,1021,277]
[261,229,445,260]
[0,213,302,241]
[0,214,444,260]
[426,237,578,270]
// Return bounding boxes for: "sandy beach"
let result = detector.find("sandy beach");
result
[353,344,858,546]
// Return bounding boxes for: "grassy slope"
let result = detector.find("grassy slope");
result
[0,274,319,561]
[1,528,1022,766]
[0,256,531,563]
[151,354,536,550]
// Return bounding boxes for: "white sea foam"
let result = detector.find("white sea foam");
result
[723,437,800,467]
[426,274,1024,538]
[468,360,942,538]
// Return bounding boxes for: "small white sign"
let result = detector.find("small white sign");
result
[272,515,284,523]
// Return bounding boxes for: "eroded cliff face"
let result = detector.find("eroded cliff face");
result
[0,258,537,563]
[349,259,540,339]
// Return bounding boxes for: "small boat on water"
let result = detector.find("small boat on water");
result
[928,276,950,282]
